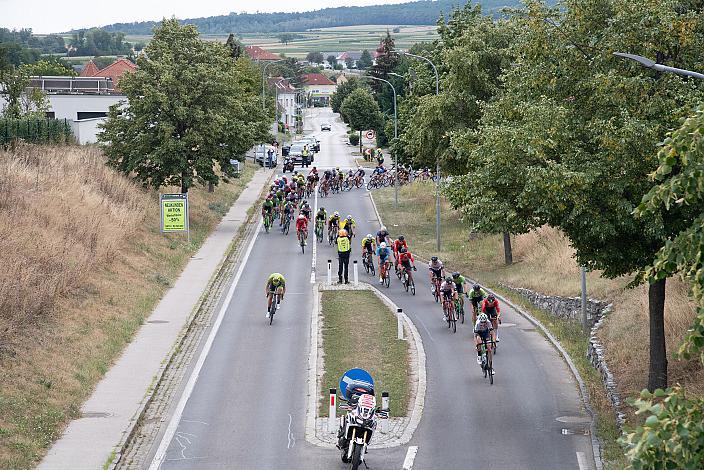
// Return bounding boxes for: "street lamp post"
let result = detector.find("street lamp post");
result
[400,51,441,251]
[261,59,286,110]
[360,75,399,207]
[613,52,704,79]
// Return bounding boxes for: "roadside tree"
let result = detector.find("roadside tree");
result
[340,88,383,153]
[331,76,367,114]
[98,19,269,194]
[358,49,373,69]
[306,51,324,64]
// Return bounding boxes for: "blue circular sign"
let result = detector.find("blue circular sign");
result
[339,368,375,400]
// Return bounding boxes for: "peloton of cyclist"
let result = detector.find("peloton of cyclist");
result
[265,272,286,318]
[474,313,494,370]
[439,275,457,322]
[482,294,501,342]
[469,284,488,323]
[375,241,392,284]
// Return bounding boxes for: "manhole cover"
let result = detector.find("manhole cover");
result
[147,320,169,324]
[557,416,591,424]
[83,411,112,418]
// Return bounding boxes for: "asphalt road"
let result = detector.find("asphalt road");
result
[148,108,597,469]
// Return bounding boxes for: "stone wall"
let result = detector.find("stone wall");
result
[503,285,625,428]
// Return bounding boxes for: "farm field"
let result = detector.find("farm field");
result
[126,24,437,58]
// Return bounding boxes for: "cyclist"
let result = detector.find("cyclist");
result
[354,167,365,185]
[265,272,286,318]
[439,275,457,322]
[262,194,275,224]
[469,284,489,323]
[452,271,468,304]
[361,233,376,264]
[397,247,417,283]
[428,256,445,295]
[340,214,356,237]
[376,226,391,246]
[328,211,341,233]
[281,198,294,230]
[375,241,392,284]
[482,294,501,342]
[474,313,494,370]
[392,235,408,271]
[295,213,308,245]
[300,200,312,220]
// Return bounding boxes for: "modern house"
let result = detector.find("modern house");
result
[245,45,282,62]
[301,73,337,106]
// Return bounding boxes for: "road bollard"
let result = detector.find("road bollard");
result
[329,388,337,433]
[327,259,332,285]
[353,260,358,286]
[381,391,390,433]
[397,308,404,340]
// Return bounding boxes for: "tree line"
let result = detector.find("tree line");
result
[332,0,704,465]
[97,0,523,35]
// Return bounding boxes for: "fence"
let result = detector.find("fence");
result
[0,118,75,146]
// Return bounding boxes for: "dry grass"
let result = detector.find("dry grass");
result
[0,143,255,469]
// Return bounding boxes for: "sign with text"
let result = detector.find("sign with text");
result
[160,193,189,233]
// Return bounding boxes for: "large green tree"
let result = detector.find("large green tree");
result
[340,88,383,153]
[98,19,268,193]
[331,76,367,114]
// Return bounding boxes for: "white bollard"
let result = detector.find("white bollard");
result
[328,388,337,433]
[380,391,390,433]
[327,259,332,285]
[397,308,404,340]
[353,260,359,286]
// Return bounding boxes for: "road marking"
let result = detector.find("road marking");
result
[402,446,418,469]
[148,217,264,470]
[414,315,435,343]
[576,451,588,470]
[311,182,318,284]
[287,413,296,449]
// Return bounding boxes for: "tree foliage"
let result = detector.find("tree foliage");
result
[340,88,382,132]
[358,50,373,69]
[68,28,132,56]
[306,51,324,64]
[331,76,367,114]
[98,19,269,193]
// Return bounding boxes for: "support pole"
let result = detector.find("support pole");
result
[380,391,390,433]
[435,159,441,251]
[328,388,337,432]
[397,308,404,340]
[353,260,359,286]
[327,259,332,285]
[581,266,588,333]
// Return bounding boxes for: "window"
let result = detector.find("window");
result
[77,111,107,120]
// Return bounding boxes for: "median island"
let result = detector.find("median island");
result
[319,290,410,417]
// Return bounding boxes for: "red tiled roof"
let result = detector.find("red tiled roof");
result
[245,45,281,61]
[79,60,99,77]
[301,73,335,86]
[267,77,296,93]
[94,58,136,88]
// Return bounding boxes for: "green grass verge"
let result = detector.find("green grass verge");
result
[371,183,626,467]
[319,290,410,417]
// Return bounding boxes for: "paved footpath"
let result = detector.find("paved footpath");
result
[39,168,273,470]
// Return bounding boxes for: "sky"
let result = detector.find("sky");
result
[0,0,410,34]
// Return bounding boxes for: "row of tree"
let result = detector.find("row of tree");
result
[331,1,704,465]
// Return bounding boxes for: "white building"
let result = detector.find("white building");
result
[269,77,298,131]
[301,73,337,107]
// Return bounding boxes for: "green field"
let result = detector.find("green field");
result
[126,24,437,58]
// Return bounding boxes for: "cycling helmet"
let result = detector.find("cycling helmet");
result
[302,200,308,205]
[334,211,340,217]
[445,276,453,282]
[398,235,405,241]
[488,294,496,302]
[473,284,481,291]
[298,214,306,219]
[346,215,353,220]
[339,229,348,237]
[381,226,387,232]
[452,272,460,278]
[431,256,438,262]
[478,313,489,323]
[400,247,407,253]
[366,233,373,238]
[319,207,325,212]
[380,242,387,248]
[293,170,298,175]
[266,194,273,199]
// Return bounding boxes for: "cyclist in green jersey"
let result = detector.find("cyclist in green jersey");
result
[265,273,286,318]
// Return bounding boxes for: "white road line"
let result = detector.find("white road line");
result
[402,446,418,469]
[148,217,264,470]
[287,413,296,449]
[576,451,589,470]
[311,182,318,284]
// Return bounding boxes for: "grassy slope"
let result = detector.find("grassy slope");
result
[372,182,702,467]
[319,291,409,417]
[0,144,256,469]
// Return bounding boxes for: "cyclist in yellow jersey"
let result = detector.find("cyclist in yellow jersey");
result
[265,273,286,318]
[340,214,356,237]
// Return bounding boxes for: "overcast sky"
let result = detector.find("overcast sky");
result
[1,0,411,34]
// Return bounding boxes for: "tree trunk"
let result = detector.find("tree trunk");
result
[503,232,513,265]
[181,171,189,194]
[359,130,363,154]
[208,181,214,193]
[647,278,667,391]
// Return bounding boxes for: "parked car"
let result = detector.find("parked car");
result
[288,142,307,164]
[321,123,331,131]
[254,144,277,167]
[298,136,320,153]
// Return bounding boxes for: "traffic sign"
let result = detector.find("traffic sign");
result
[160,193,189,233]
[339,368,375,400]
[365,130,375,140]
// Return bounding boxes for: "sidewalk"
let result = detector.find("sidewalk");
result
[39,168,273,470]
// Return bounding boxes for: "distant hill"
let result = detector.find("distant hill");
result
[97,1,522,35]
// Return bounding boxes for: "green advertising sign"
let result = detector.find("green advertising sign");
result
[160,193,189,233]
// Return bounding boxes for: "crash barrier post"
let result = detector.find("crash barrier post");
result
[381,391,390,432]
[397,308,404,340]
[327,259,332,285]
[353,260,359,286]
[329,388,337,432]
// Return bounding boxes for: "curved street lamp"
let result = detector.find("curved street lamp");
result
[613,52,704,79]
[261,58,287,110]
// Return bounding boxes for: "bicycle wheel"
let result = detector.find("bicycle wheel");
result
[433,287,439,303]
[384,272,390,288]
[403,273,409,292]
[370,260,375,276]
[366,180,374,191]
[410,280,415,295]
[355,178,363,188]
[269,294,277,325]
[488,352,493,385]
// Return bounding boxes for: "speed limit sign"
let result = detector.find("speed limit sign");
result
[365,130,376,140]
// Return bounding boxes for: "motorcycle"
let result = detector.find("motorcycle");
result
[283,157,295,173]
[336,379,389,470]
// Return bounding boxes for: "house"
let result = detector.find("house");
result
[79,60,99,77]
[301,73,337,106]
[245,45,282,61]
[79,57,137,91]
[336,51,363,69]
[268,77,298,131]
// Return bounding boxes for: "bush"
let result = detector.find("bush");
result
[0,118,74,146]
[348,132,360,146]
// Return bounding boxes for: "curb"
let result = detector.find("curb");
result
[109,169,275,468]
[368,190,603,470]
[305,283,426,448]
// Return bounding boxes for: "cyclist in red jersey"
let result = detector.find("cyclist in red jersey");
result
[295,213,308,245]
[397,246,416,283]
[392,235,408,271]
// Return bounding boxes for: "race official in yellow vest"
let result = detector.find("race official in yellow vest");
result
[337,228,352,284]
